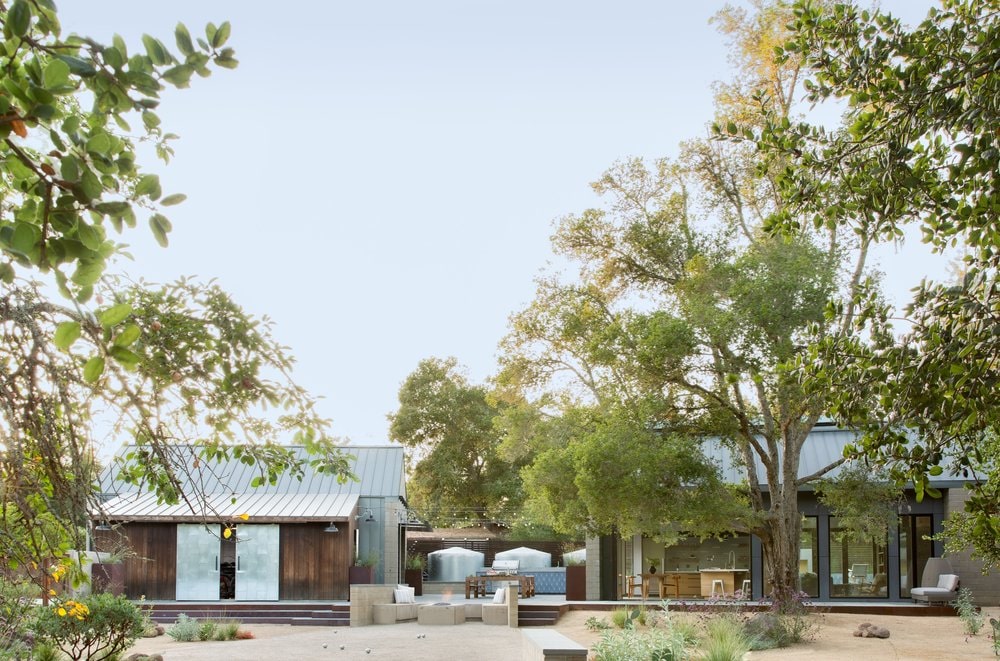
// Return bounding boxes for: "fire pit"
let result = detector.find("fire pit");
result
[417,602,466,625]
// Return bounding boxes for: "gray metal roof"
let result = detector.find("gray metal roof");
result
[705,424,956,487]
[97,491,358,523]
[96,444,405,520]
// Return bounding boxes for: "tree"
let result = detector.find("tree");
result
[0,4,350,585]
[755,0,1000,566]
[1,278,352,583]
[0,1,236,298]
[499,1,875,602]
[389,357,522,530]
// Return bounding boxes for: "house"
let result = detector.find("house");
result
[92,444,407,601]
[586,422,1000,605]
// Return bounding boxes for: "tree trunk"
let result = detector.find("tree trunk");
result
[760,482,803,608]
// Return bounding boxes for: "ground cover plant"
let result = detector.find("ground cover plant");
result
[167,614,246,643]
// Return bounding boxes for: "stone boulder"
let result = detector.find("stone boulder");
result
[853,622,890,639]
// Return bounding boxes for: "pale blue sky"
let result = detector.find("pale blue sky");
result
[60,1,943,447]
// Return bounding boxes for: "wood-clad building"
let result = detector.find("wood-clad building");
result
[93,445,406,601]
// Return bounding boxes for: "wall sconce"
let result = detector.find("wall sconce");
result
[323,522,339,533]
[356,508,376,523]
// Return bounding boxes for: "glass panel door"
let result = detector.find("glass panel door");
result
[899,515,934,597]
[176,524,221,600]
[235,524,280,601]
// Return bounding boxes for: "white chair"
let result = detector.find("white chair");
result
[710,579,725,598]
[740,579,751,598]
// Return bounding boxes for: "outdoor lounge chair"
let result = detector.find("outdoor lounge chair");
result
[911,557,959,604]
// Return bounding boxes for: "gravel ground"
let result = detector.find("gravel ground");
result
[125,606,1000,660]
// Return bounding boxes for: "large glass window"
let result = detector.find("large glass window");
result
[829,516,887,598]
[799,517,819,597]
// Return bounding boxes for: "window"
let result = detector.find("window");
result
[829,516,887,598]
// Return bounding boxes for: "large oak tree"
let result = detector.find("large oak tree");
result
[498,0,875,602]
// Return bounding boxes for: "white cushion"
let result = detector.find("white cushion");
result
[393,587,415,604]
[937,574,959,591]
[492,587,506,604]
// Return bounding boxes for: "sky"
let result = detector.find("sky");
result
[58,1,945,449]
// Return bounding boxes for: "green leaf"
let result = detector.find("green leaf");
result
[97,303,132,328]
[135,174,162,200]
[212,21,232,48]
[109,345,141,369]
[83,356,105,383]
[160,193,186,206]
[141,34,169,66]
[149,213,171,247]
[0,263,14,283]
[141,110,160,130]
[10,222,37,256]
[161,65,193,87]
[86,132,112,154]
[60,155,80,182]
[54,321,81,350]
[71,260,103,286]
[76,221,101,251]
[113,323,141,347]
[7,1,31,38]
[55,54,97,77]
[43,58,71,88]
[175,23,195,56]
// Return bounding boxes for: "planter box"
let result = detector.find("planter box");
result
[404,568,423,596]
[565,565,586,601]
[349,565,375,585]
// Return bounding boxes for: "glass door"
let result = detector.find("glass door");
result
[235,524,280,601]
[899,515,933,598]
[176,524,222,600]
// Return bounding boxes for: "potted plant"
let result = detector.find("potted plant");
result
[349,550,379,585]
[564,556,586,601]
[646,557,661,575]
[404,555,425,596]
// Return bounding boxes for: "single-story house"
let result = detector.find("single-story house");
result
[92,444,407,601]
[585,422,1000,605]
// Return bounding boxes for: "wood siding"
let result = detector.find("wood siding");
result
[280,523,351,600]
[96,523,176,600]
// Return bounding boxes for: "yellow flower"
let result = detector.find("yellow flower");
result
[57,607,67,617]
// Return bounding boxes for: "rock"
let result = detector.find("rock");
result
[854,622,890,639]
[125,655,164,661]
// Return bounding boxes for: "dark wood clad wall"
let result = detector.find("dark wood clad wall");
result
[280,523,350,600]
[96,523,176,600]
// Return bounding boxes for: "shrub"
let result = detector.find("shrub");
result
[701,615,750,661]
[167,614,201,642]
[30,641,61,661]
[585,616,611,631]
[32,593,145,661]
[213,619,241,641]
[0,576,36,660]
[954,588,984,635]
[197,621,217,641]
[592,627,689,661]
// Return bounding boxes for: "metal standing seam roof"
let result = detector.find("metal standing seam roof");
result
[98,491,359,523]
[94,444,405,522]
[704,424,957,487]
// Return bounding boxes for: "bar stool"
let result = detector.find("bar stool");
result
[741,579,751,598]
[710,579,725,598]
